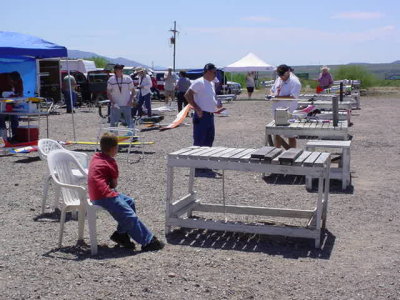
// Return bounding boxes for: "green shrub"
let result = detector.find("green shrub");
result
[86,56,109,68]
[333,65,376,88]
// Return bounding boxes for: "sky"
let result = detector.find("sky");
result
[2,0,400,68]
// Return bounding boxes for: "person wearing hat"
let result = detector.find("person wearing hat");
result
[107,64,136,128]
[185,63,223,176]
[164,67,177,106]
[269,64,302,149]
[317,66,334,93]
[132,67,152,117]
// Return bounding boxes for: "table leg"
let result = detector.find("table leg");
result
[187,167,195,218]
[322,159,331,229]
[315,176,324,248]
[165,165,174,234]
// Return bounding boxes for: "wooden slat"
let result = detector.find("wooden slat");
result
[294,151,313,166]
[197,147,227,157]
[169,146,198,156]
[250,146,275,159]
[313,152,330,167]
[230,148,255,159]
[208,148,236,159]
[278,148,304,165]
[238,149,258,161]
[264,148,283,162]
[178,147,211,158]
[186,147,219,158]
[303,152,322,166]
[218,148,247,160]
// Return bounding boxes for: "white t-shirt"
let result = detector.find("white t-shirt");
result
[189,77,218,113]
[107,75,134,106]
[137,74,152,96]
[270,73,302,113]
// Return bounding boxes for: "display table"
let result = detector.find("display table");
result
[165,146,331,248]
[265,120,349,147]
[0,111,49,141]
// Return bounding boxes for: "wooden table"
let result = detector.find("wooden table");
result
[265,120,349,146]
[165,146,331,248]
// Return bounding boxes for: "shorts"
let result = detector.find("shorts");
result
[164,90,175,98]
[247,87,254,93]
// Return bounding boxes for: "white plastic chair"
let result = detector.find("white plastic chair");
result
[38,138,89,214]
[47,149,105,255]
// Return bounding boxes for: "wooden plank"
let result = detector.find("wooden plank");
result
[186,147,218,158]
[219,148,247,159]
[250,146,275,159]
[230,148,255,159]
[208,148,237,159]
[178,147,212,158]
[306,140,351,148]
[169,146,198,156]
[294,151,313,166]
[197,147,227,157]
[303,152,322,166]
[238,149,258,161]
[278,148,304,165]
[264,148,283,162]
[313,152,330,167]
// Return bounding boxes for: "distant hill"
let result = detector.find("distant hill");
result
[292,61,400,80]
[67,49,152,69]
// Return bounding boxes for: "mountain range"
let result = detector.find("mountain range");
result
[67,50,166,70]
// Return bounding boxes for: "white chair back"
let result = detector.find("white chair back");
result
[38,138,63,161]
[47,149,87,207]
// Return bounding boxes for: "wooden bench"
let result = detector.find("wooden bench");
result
[305,140,351,190]
[165,146,331,248]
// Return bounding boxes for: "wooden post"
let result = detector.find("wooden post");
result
[332,95,338,127]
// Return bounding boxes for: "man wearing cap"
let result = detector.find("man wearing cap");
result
[132,67,152,117]
[107,64,135,128]
[185,63,222,147]
[269,64,302,149]
[317,66,334,93]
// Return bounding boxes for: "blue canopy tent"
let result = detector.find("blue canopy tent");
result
[0,32,78,140]
[0,31,67,96]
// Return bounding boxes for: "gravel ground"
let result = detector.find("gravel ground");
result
[0,92,399,299]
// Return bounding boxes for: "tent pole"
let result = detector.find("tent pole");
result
[66,58,76,141]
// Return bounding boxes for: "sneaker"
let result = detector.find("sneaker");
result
[141,236,165,252]
[110,231,136,249]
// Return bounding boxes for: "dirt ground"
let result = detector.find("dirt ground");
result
[0,90,399,299]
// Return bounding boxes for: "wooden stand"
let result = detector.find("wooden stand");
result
[165,146,331,248]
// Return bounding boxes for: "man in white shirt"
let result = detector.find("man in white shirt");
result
[132,67,153,117]
[107,64,136,128]
[269,64,302,148]
[185,63,222,147]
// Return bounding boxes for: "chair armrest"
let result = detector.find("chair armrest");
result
[69,150,89,170]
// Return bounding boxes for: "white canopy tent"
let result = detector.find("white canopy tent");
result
[223,52,275,72]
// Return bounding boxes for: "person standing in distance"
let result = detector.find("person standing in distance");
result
[176,70,191,112]
[185,63,222,147]
[107,64,135,129]
[269,64,302,149]
[132,67,152,117]
[164,67,177,106]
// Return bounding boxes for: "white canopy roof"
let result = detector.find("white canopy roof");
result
[223,52,274,72]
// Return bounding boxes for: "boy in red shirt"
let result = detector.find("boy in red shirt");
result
[88,133,164,251]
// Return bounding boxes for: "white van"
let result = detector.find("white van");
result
[60,59,97,75]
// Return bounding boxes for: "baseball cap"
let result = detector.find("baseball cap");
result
[203,63,217,72]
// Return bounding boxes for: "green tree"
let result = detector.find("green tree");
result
[333,65,376,88]
[86,56,109,68]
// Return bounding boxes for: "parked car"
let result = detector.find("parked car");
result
[224,81,242,95]
[87,70,113,102]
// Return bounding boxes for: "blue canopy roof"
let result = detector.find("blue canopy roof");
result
[0,31,67,58]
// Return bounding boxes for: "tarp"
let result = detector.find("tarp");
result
[223,52,274,72]
[0,56,36,96]
[0,31,67,58]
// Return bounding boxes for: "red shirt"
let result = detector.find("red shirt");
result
[88,152,119,201]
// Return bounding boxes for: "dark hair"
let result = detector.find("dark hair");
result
[276,64,291,76]
[203,63,216,73]
[114,64,125,70]
[9,71,21,81]
[100,133,118,153]
[179,70,187,77]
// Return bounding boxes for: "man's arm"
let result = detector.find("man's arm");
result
[184,89,203,117]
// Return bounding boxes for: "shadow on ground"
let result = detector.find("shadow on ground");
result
[167,228,335,260]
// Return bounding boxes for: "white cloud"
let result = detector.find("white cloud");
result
[241,16,273,23]
[331,11,384,20]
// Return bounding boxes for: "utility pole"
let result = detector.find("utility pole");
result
[169,21,178,72]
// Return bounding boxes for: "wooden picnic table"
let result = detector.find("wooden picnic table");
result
[165,146,331,248]
[265,120,349,147]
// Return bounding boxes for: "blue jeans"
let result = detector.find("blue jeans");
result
[193,111,215,146]
[93,193,153,246]
[63,90,77,112]
[132,92,151,117]
[110,106,133,128]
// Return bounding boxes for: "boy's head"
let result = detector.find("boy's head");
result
[100,133,118,157]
